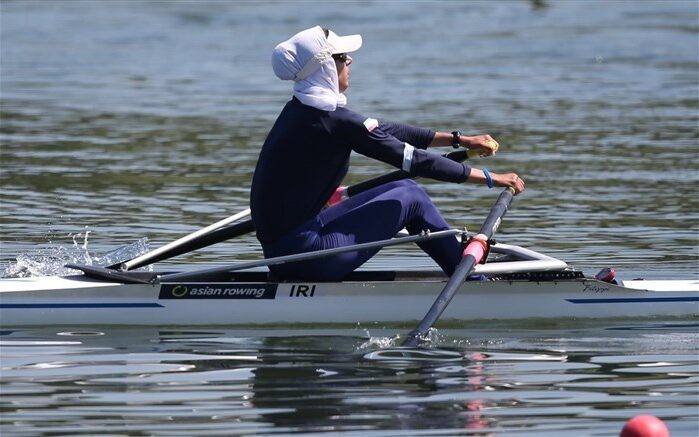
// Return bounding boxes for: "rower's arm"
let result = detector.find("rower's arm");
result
[376,119,499,158]
[341,116,471,183]
[377,120,434,149]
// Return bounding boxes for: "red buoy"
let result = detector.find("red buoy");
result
[620,415,670,437]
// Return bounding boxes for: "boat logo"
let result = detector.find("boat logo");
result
[582,283,610,294]
[159,283,278,300]
[171,285,189,298]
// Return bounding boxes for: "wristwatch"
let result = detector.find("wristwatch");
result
[451,130,461,149]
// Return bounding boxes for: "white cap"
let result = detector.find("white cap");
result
[326,29,362,55]
[272,26,362,82]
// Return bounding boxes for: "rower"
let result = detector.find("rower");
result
[250,26,525,281]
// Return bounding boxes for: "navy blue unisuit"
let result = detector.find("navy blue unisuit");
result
[250,97,472,280]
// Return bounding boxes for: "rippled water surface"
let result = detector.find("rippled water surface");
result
[2,323,698,436]
[1,0,698,435]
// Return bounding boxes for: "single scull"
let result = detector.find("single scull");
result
[1,241,697,326]
[1,167,697,327]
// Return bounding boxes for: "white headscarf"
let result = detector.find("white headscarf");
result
[272,26,358,111]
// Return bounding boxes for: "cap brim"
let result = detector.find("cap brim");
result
[327,30,362,54]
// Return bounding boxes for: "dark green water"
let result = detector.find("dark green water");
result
[1,1,697,435]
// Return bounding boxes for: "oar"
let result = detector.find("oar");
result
[112,149,472,271]
[113,208,251,271]
[402,187,516,347]
[114,219,256,271]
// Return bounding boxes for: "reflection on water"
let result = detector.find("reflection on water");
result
[1,323,697,435]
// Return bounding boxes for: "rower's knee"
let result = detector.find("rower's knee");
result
[393,179,431,205]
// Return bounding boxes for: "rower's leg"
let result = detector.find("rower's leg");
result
[334,179,461,275]
[319,180,460,278]
[265,180,460,281]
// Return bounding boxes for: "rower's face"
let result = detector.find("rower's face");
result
[335,54,352,93]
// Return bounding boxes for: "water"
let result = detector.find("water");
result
[1,324,698,436]
[1,0,698,435]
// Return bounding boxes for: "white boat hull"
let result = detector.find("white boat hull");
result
[1,274,697,326]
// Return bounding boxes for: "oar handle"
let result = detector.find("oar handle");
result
[402,188,515,347]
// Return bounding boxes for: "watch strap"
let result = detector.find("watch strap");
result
[451,130,461,149]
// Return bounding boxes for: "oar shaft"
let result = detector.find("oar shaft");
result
[159,229,462,283]
[117,208,251,271]
[402,188,515,347]
[123,219,256,271]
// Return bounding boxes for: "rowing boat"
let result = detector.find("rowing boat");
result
[1,169,697,328]
[2,242,697,326]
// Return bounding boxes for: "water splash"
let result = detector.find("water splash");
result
[357,327,468,363]
[3,233,151,278]
[358,332,400,350]
[93,237,151,269]
[357,327,450,352]
[409,327,445,346]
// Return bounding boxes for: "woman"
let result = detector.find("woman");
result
[250,26,524,281]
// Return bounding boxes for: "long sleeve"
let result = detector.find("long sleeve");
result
[337,109,470,183]
[378,120,435,149]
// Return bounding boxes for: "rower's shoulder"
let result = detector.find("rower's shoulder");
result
[329,106,377,132]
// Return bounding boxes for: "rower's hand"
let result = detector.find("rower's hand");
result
[493,172,525,195]
[462,134,499,157]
